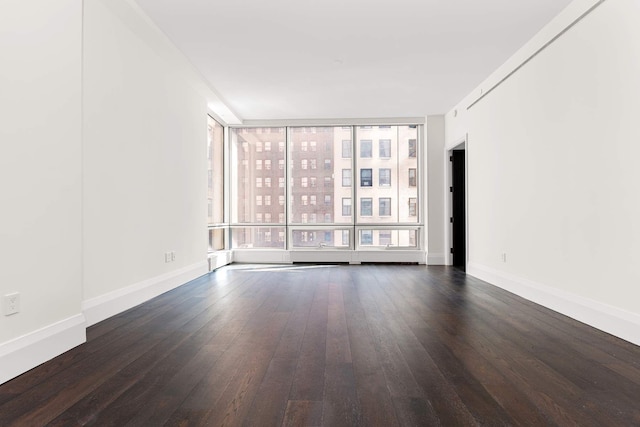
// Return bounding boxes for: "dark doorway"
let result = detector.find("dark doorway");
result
[451,150,466,270]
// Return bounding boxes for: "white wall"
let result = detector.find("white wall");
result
[445,0,640,344]
[426,116,446,264]
[82,0,209,323]
[0,0,84,383]
[1,0,220,384]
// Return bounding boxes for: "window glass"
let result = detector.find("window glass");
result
[289,127,351,225]
[408,139,417,157]
[379,139,391,158]
[342,169,352,187]
[360,198,373,216]
[360,140,372,158]
[342,140,352,158]
[231,128,285,226]
[379,168,391,186]
[356,125,419,224]
[342,198,352,216]
[360,169,372,187]
[207,116,224,226]
[231,124,420,248]
[409,168,416,187]
[379,198,391,216]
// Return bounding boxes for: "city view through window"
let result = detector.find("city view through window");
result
[225,125,420,250]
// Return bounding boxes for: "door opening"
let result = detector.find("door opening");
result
[451,149,466,270]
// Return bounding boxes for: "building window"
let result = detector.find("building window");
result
[360,198,373,216]
[342,169,352,187]
[409,168,417,187]
[360,169,372,187]
[409,198,417,217]
[379,139,391,158]
[342,140,352,158]
[360,140,372,158]
[408,139,417,158]
[342,198,352,216]
[379,198,391,216]
[379,169,391,187]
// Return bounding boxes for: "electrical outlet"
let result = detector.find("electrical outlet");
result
[3,293,20,316]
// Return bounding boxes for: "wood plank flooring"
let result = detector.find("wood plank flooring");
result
[1,264,639,426]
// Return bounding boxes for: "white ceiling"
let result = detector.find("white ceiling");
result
[132,0,573,122]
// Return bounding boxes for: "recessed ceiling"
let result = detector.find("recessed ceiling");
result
[132,0,573,121]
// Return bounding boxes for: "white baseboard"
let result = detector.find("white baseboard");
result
[82,261,208,327]
[0,314,86,385]
[467,262,640,346]
[427,252,446,265]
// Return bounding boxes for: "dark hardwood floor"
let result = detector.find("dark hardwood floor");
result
[1,264,639,426]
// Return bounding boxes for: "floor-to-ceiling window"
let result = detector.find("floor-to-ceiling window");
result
[229,124,422,255]
[354,125,419,248]
[230,127,286,248]
[207,116,226,252]
[289,126,353,248]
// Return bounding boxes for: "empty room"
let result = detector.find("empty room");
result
[1,0,639,425]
